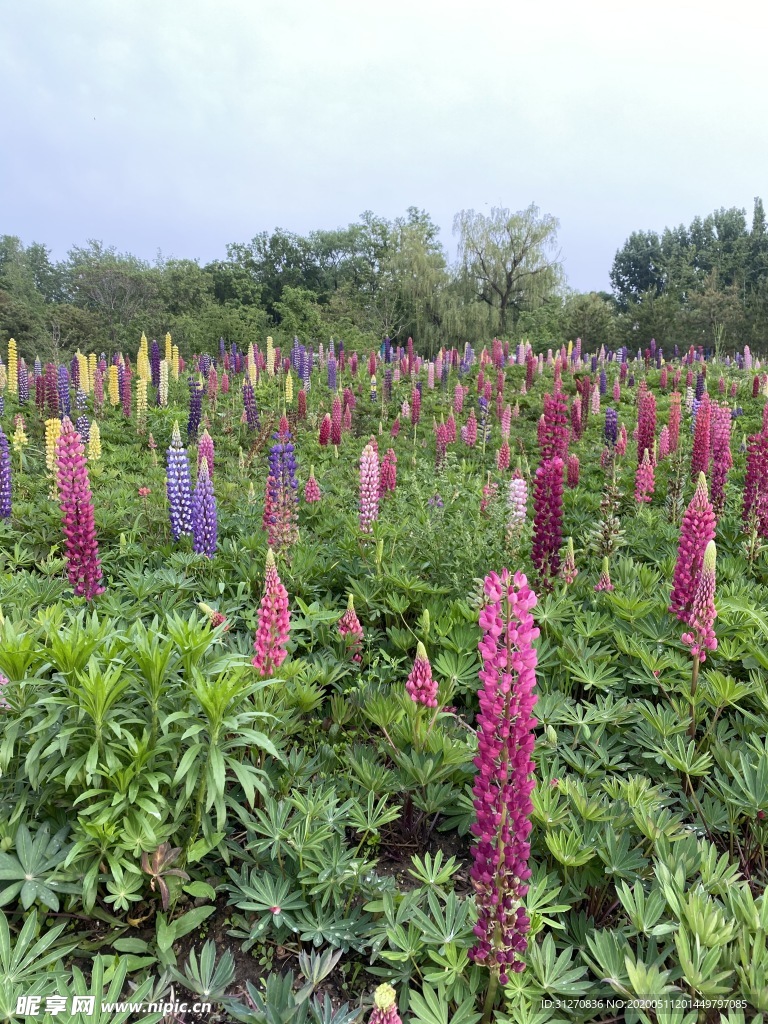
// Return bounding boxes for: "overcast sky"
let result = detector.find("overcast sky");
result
[3,0,766,293]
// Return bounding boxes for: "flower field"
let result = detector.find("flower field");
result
[0,333,767,1024]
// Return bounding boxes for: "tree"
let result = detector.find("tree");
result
[561,292,616,350]
[610,230,666,308]
[453,204,562,335]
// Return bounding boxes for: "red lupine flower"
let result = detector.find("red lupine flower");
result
[681,540,717,662]
[379,449,397,496]
[338,594,364,663]
[691,394,711,477]
[319,413,331,446]
[304,466,321,503]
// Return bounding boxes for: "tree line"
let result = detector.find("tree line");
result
[2,198,767,361]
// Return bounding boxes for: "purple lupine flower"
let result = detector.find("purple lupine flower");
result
[187,378,203,438]
[327,355,337,391]
[266,417,299,551]
[0,429,11,519]
[470,569,539,983]
[34,356,42,378]
[150,340,161,388]
[192,460,217,557]
[599,369,607,395]
[166,421,194,540]
[76,415,90,443]
[57,365,71,417]
[18,361,29,405]
[604,407,618,446]
[243,380,259,429]
[695,372,705,401]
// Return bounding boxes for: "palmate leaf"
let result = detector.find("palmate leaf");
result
[525,934,591,996]
[407,983,481,1024]
[432,650,481,692]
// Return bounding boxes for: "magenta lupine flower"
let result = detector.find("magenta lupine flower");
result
[501,404,512,441]
[497,440,510,472]
[379,449,397,497]
[710,403,732,517]
[319,414,331,446]
[198,429,214,478]
[359,442,380,533]
[331,395,342,446]
[531,457,564,585]
[411,387,421,426]
[435,422,449,471]
[595,556,614,592]
[660,366,668,391]
[252,549,290,677]
[55,418,104,600]
[338,594,364,663]
[691,394,711,477]
[637,385,656,465]
[668,392,681,452]
[390,416,401,438]
[743,429,768,536]
[540,388,569,461]
[566,453,579,489]
[635,449,655,503]
[304,466,321,503]
[681,540,717,663]
[461,409,478,447]
[613,378,621,402]
[470,569,539,983]
[446,413,457,443]
[406,642,438,707]
[669,473,716,624]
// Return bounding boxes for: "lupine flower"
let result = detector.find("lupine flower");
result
[45,418,62,473]
[681,540,717,662]
[691,394,711,477]
[566,454,579,488]
[166,421,194,540]
[658,425,670,460]
[338,594,364,663]
[304,465,321,503]
[266,419,300,552]
[379,449,397,496]
[198,429,214,478]
[470,569,538,983]
[561,537,578,583]
[252,549,290,677]
[390,416,400,438]
[454,384,465,415]
[55,418,104,600]
[710,403,732,517]
[461,408,478,447]
[0,429,10,518]
[637,385,656,464]
[406,641,437,707]
[507,471,527,531]
[496,440,510,473]
[540,388,569,461]
[532,457,564,585]
[187,379,203,438]
[616,423,628,456]
[595,556,614,592]
[359,442,380,533]
[197,602,230,630]
[604,408,618,446]
[669,473,716,624]
[634,449,655,503]
[743,428,768,536]
[590,382,600,416]
[411,386,421,426]
[191,460,217,558]
[501,404,512,440]
[331,395,342,446]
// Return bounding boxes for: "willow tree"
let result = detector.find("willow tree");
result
[453,204,563,335]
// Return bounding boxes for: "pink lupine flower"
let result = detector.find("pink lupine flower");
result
[710,402,732,517]
[658,426,670,461]
[0,672,9,710]
[368,985,402,1024]
[411,387,421,426]
[590,383,600,416]
[198,429,214,478]
[198,602,230,631]
[401,399,410,420]
[436,422,449,471]
[221,370,230,394]
[338,594,364,663]
[470,569,538,983]
[512,400,520,419]
[532,457,564,585]
[390,416,401,438]
[55,418,104,601]
[252,549,290,677]
[637,384,656,465]
[691,394,711,477]
[406,641,437,707]
[461,409,478,447]
[331,395,342,446]
[304,465,321,503]
[446,413,457,443]
[616,423,628,456]
[497,441,510,472]
[635,449,655,503]
[660,366,668,391]
[743,428,768,536]
[612,378,620,402]
[681,540,717,663]
[595,556,614,592]
[501,404,512,441]
[343,402,352,433]
[669,473,716,624]
[453,384,464,415]
[668,392,681,452]
[359,442,380,532]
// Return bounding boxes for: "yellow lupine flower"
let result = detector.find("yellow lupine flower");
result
[7,338,18,395]
[88,352,97,388]
[108,364,120,405]
[88,421,102,461]
[159,360,169,406]
[45,418,61,472]
[285,370,293,405]
[266,336,275,377]
[165,332,172,364]
[172,345,179,380]
[12,417,28,453]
